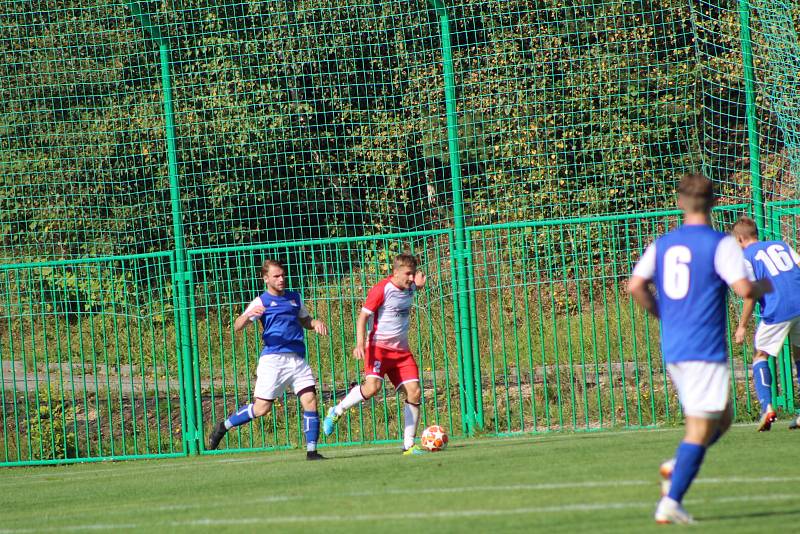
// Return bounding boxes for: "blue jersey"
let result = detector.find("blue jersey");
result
[743,241,800,324]
[256,291,307,357]
[633,225,747,364]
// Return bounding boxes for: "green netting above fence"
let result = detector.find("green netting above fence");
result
[5,0,797,263]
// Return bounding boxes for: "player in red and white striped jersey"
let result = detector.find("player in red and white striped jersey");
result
[323,254,428,455]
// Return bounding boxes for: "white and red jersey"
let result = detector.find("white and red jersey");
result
[362,277,416,351]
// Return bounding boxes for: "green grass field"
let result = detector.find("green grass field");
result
[2,424,799,533]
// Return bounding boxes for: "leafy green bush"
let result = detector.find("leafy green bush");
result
[1,0,756,267]
[27,389,78,460]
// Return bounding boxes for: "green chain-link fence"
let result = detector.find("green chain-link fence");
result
[2,0,799,465]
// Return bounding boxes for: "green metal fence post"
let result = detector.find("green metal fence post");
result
[738,0,764,231]
[737,0,788,412]
[127,1,200,455]
[465,237,483,428]
[427,0,477,434]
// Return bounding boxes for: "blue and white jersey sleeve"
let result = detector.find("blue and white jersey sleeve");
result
[632,242,656,280]
[744,259,756,282]
[246,296,309,318]
[744,240,800,324]
[298,302,310,319]
[649,225,735,364]
[244,297,262,313]
[713,236,748,286]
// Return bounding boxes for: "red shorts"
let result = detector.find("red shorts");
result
[364,344,419,388]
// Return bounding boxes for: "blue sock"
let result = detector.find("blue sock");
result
[667,441,706,503]
[225,403,255,429]
[303,411,320,452]
[752,360,773,410]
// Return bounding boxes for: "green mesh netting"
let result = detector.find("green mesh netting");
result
[0,0,729,262]
[2,0,800,464]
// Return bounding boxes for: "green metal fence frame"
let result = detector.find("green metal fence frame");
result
[463,204,756,433]
[127,0,200,457]
[0,251,189,467]
[185,228,465,454]
[764,200,800,415]
[4,0,798,466]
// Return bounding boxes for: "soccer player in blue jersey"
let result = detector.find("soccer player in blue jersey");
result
[628,174,772,524]
[206,259,329,460]
[731,216,800,431]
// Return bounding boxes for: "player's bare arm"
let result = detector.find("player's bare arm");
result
[729,278,771,344]
[628,275,659,319]
[729,277,772,301]
[734,297,757,344]
[352,310,370,359]
[233,304,266,332]
[299,315,329,336]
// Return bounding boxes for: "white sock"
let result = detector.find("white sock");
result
[403,402,420,450]
[335,385,365,416]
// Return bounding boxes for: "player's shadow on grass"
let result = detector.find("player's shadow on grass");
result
[327,449,403,460]
[701,509,800,522]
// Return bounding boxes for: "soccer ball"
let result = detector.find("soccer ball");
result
[420,425,448,452]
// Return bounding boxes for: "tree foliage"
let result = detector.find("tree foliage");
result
[0,0,764,263]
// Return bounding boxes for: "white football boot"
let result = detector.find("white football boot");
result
[654,496,695,525]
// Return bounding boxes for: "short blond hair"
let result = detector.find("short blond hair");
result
[260,258,285,277]
[678,173,715,214]
[392,253,418,272]
[731,216,758,240]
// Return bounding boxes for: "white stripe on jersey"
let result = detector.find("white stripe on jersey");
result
[363,277,415,351]
[632,234,747,286]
